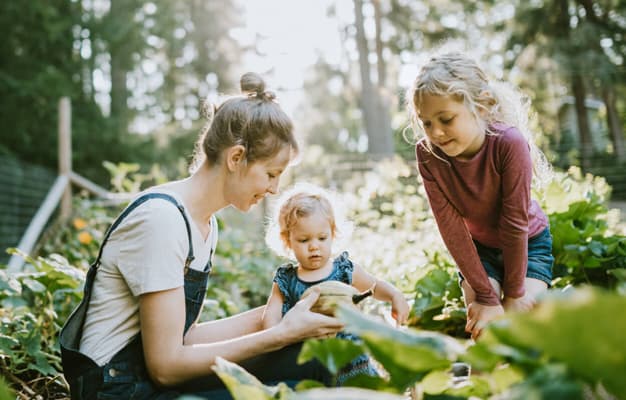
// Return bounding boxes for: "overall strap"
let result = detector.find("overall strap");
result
[95,193,195,269]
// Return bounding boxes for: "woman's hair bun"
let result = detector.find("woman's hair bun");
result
[240,72,277,101]
[240,72,265,96]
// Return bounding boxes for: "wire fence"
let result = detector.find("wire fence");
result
[0,155,56,265]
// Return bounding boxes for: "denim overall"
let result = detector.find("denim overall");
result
[59,193,231,399]
[60,193,331,399]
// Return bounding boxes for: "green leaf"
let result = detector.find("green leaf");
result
[294,380,325,391]
[22,278,46,293]
[298,338,366,375]
[489,364,525,393]
[460,341,502,371]
[337,305,465,389]
[285,387,407,400]
[498,364,584,400]
[607,268,626,281]
[0,334,19,356]
[212,357,289,400]
[340,374,389,390]
[484,287,626,399]
[588,241,606,257]
[0,270,21,296]
[443,374,491,398]
[421,370,451,394]
[0,376,15,400]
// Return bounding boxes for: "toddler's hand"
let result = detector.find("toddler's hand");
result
[391,294,410,326]
[465,302,504,340]
[503,293,535,313]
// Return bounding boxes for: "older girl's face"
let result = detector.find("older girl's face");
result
[417,93,485,160]
[228,145,292,211]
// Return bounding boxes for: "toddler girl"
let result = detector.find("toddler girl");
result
[262,183,410,384]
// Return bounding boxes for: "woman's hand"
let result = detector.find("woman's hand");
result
[465,302,504,340]
[503,293,535,313]
[391,293,410,326]
[278,287,344,342]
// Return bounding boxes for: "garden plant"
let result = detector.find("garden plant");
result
[0,158,625,399]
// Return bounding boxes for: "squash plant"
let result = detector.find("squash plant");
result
[214,287,625,400]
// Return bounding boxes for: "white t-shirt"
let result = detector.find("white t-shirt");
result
[79,190,218,365]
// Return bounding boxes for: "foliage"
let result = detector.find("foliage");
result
[409,261,465,338]
[215,287,625,400]
[213,356,406,400]
[541,167,626,291]
[38,197,118,270]
[5,157,626,398]
[483,287,626,398]
[0,377,13,400]
[0,249,84,399]
[202,212,284,320]
[1,0,244,185]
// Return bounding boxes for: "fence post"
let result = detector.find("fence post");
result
[59,97,72,218]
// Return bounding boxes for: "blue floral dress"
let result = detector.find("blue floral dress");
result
[273,251,379,385]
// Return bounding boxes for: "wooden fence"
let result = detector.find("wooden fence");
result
[5,98,130,271]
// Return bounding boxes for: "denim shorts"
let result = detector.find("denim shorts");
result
[459,227,554,288]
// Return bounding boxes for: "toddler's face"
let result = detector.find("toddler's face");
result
[417,93,485,160]
[288,211,333,271]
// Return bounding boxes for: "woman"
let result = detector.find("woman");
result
[60,72,343,399]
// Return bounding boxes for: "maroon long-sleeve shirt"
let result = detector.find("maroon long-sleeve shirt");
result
[416,124,548,305]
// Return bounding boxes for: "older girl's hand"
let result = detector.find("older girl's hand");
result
[465,302,504,340]
[503,294,535,313]
[278,287,344,342]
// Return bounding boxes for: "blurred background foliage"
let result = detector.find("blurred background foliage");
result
[1,0,624,185]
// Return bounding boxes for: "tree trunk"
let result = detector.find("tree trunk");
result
[109,0,132,133]
[353,0,393,156]
[602,85,625,163]
[372,0,393,156]
[373,0,385,86]
[571,73,593,170]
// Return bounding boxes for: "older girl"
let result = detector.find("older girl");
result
[407,52,554,339]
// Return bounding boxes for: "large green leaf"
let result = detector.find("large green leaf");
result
[483,287,626,399]
[0,377,14,400]
[497,364,585,400]
[337,305,465,389]
[298,338,367,375]
[285,387,407,400]
[212,357,291,400]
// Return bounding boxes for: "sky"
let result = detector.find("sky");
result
[232,0,353,115]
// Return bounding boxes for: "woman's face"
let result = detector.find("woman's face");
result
[228,145,292,211]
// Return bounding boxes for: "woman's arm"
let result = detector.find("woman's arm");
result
[351,264,409,325]
[261,283,285,329]
[140,286,343,387]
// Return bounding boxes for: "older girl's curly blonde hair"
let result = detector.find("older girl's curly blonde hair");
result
[406,51,552,188]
